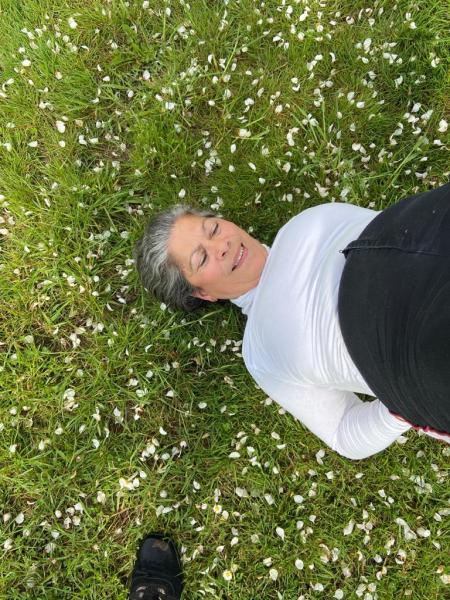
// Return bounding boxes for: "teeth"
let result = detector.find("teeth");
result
[235,247,243,267]
[233,246,244,270]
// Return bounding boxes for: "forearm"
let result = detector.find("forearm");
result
[331,399,411,460]
[250,370,412,460]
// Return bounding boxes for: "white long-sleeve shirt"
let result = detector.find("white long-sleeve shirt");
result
[231,203,414,460]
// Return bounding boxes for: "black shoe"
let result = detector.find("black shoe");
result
[128,533,183,600]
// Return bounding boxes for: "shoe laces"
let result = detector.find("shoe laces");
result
[132,582,177,600]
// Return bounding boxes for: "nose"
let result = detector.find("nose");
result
[208,237,230,260]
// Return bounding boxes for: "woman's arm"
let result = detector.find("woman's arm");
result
[252,371,411,459]
[330,396,411,459]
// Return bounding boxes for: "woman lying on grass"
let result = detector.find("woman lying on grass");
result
[134,183,450,459]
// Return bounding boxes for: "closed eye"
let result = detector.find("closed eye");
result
[198,222,218,269]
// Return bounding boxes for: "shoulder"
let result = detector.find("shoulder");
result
[286,202,370,224]
[276,202,376,240]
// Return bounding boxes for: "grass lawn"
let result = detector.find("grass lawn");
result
[0,0,449,598]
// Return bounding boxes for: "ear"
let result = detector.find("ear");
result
[192,289,218,302]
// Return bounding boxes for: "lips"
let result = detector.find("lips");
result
[232,244,246,271]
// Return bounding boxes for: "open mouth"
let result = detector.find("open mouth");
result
[232,244,246,271]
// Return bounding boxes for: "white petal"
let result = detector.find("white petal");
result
[343,519,355,535]
[438,119,448,132]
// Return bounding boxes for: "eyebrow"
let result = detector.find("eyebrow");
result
[189,217,208,272]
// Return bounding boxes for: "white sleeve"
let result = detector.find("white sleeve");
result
[331,397,412,459]
[252,371,411,460]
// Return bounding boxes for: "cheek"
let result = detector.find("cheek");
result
[189,265,218,289]
[201,263,225,287]
[203,266,221,283]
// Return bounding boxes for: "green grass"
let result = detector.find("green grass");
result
[0,0,449,598]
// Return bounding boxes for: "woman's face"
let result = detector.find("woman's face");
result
[168,214,268,301]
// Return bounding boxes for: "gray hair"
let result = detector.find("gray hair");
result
[134,205,214,311]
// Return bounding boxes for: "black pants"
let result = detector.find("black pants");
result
[338,183,450,434]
